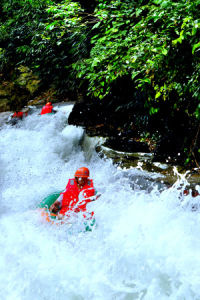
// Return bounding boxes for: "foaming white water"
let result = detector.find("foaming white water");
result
[0,105,200,300]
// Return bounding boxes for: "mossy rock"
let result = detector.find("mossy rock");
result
[0,65,41,111]
[0,82,15,97]
[0,98,10,112]
[15,65,40,94]
[0,82,16,112]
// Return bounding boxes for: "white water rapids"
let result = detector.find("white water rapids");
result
[1,104,200,300]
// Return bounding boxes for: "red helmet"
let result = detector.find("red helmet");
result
[46,102,52,106]
[74,167,90,178]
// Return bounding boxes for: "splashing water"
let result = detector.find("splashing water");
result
[1,105,200,300]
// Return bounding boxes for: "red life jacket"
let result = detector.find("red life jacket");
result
[40,104,53,115]
[59,178,95,216]
[12,112,24,118]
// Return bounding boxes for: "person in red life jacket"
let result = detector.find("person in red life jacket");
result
[40,102,54,115]
[49,167,100,220]
[12,111,24,119]
[11,110,28,125]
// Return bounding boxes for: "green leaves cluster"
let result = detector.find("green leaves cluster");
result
[0,0,89,95]
[74,0,200,118]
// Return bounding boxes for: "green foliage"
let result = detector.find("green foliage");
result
[74,0,200,117]
[0,0,90,95]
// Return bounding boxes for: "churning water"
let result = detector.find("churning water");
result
[1,104,200,300]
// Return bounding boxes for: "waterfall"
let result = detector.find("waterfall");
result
[0,104,200,300]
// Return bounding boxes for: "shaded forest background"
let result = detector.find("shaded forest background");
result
[0,0,200,168]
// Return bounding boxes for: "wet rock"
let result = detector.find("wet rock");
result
[14,65,40,94]
[0,65,40,112]
[104,136,150,153]
[68,100,105,127]
[0,111,12,128]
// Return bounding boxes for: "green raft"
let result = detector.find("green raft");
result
[38,191,95,231]
[38,191,61,209]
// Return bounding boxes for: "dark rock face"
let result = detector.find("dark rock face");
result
[68,79,151,154]
[68,74,200,167]
[68,101,104,127]
[104,136,150,153]
[68,100,151,153]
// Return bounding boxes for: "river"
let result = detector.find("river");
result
[0,104,200,300]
